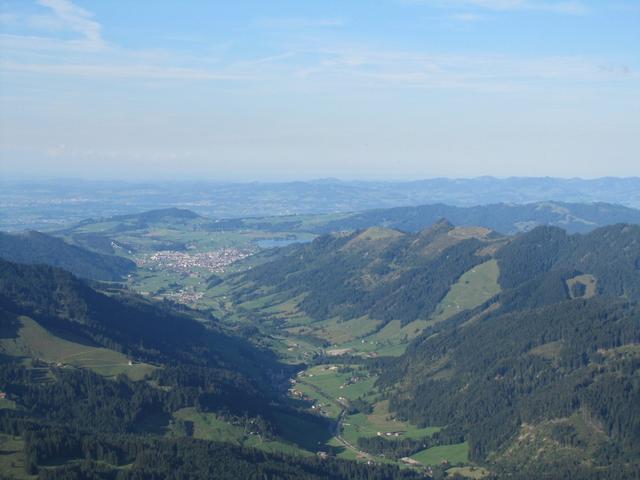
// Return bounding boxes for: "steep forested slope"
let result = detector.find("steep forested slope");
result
[0,259,424,479]
[221,221,640,477]
[0,230,135,281]
[0,258,282,412]
[230,220,499,327]
[0,258,258,368]
[374,224,640,478]
[497,224,640,298]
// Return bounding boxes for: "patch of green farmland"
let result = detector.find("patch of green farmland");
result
[431,260,500,323]
[171,408,312,456]
[411,442,469,466]
[0,316,155,380]
[299,365,377,402]
[0,434,34,479]
[314,316,383,345]
[171,408,245,444]
[341,401,440,446]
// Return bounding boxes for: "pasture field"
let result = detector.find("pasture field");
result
[0,397,16,410]
[172,408,246,444]
[0,316,155,380]
[327,437,360,460]
[313,316,383,345]
[243,435,310,456]
[337,319,432,358]
[171,408,316,456]
[294,381,343,419]
[0,434,33,479]
[431,260,501,323]
[341,400,440,445]
[566,273,597,299]
[446,466,491,478]
[298,365,377,403]
[411,442,469,466]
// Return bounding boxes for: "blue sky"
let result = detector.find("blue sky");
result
[0,0,638,180]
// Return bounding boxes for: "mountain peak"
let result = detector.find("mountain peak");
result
[416,218,455,238]
[344,226,405,250]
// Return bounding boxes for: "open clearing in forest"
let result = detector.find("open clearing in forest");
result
[0,316,155,380]
[411,441,469,466]
[431,260,501,323]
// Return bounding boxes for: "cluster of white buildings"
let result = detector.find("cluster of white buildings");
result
[136,248,252,274]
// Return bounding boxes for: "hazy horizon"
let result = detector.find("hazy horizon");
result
[1,0,639,180]
[2,174,640,184]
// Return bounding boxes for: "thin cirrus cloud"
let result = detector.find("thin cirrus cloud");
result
[254,17,346,29]
[0,0,633,89]
[291,46,635,91]
[0,0,105,53]
[0,62,246,81]
[36,0,104,46]
[403,0,589,15]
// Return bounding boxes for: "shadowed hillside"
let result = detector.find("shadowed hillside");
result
[0,230,135,281]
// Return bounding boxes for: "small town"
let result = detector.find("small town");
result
[135,248,252,274]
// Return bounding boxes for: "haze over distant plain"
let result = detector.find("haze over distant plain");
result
[0,0,638,180]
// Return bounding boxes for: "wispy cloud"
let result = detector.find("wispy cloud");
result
[448,12,487,21]
[254,17,346,29]
[0,0,632,92]
[37,0,104,45]
[291,44,636,91]
[0,62,246,81]
[402,0,589,15]
[0,0,105,52]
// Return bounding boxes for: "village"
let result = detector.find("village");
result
[135,248,252,274]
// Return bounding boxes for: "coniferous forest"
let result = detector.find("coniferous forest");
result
[1,219,640,479]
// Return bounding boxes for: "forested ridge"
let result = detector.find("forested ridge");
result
[371,225,640,477]
[0,413,420,480]
[0,259,273,373]
[226,222,640,477]
[0,231,135,281]
[2,220,640,478]
[231,220,497,326]
[0,258,426,479]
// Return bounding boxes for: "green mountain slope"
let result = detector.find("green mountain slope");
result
[221,221,501,343]
[0,259,425,479]
[373,224,640,478]
[0,230,136,281]
[214,221,640,477]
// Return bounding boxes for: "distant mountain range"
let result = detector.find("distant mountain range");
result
[294,201,640,235]
[54,202,640,253]
[2,177,640,230]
